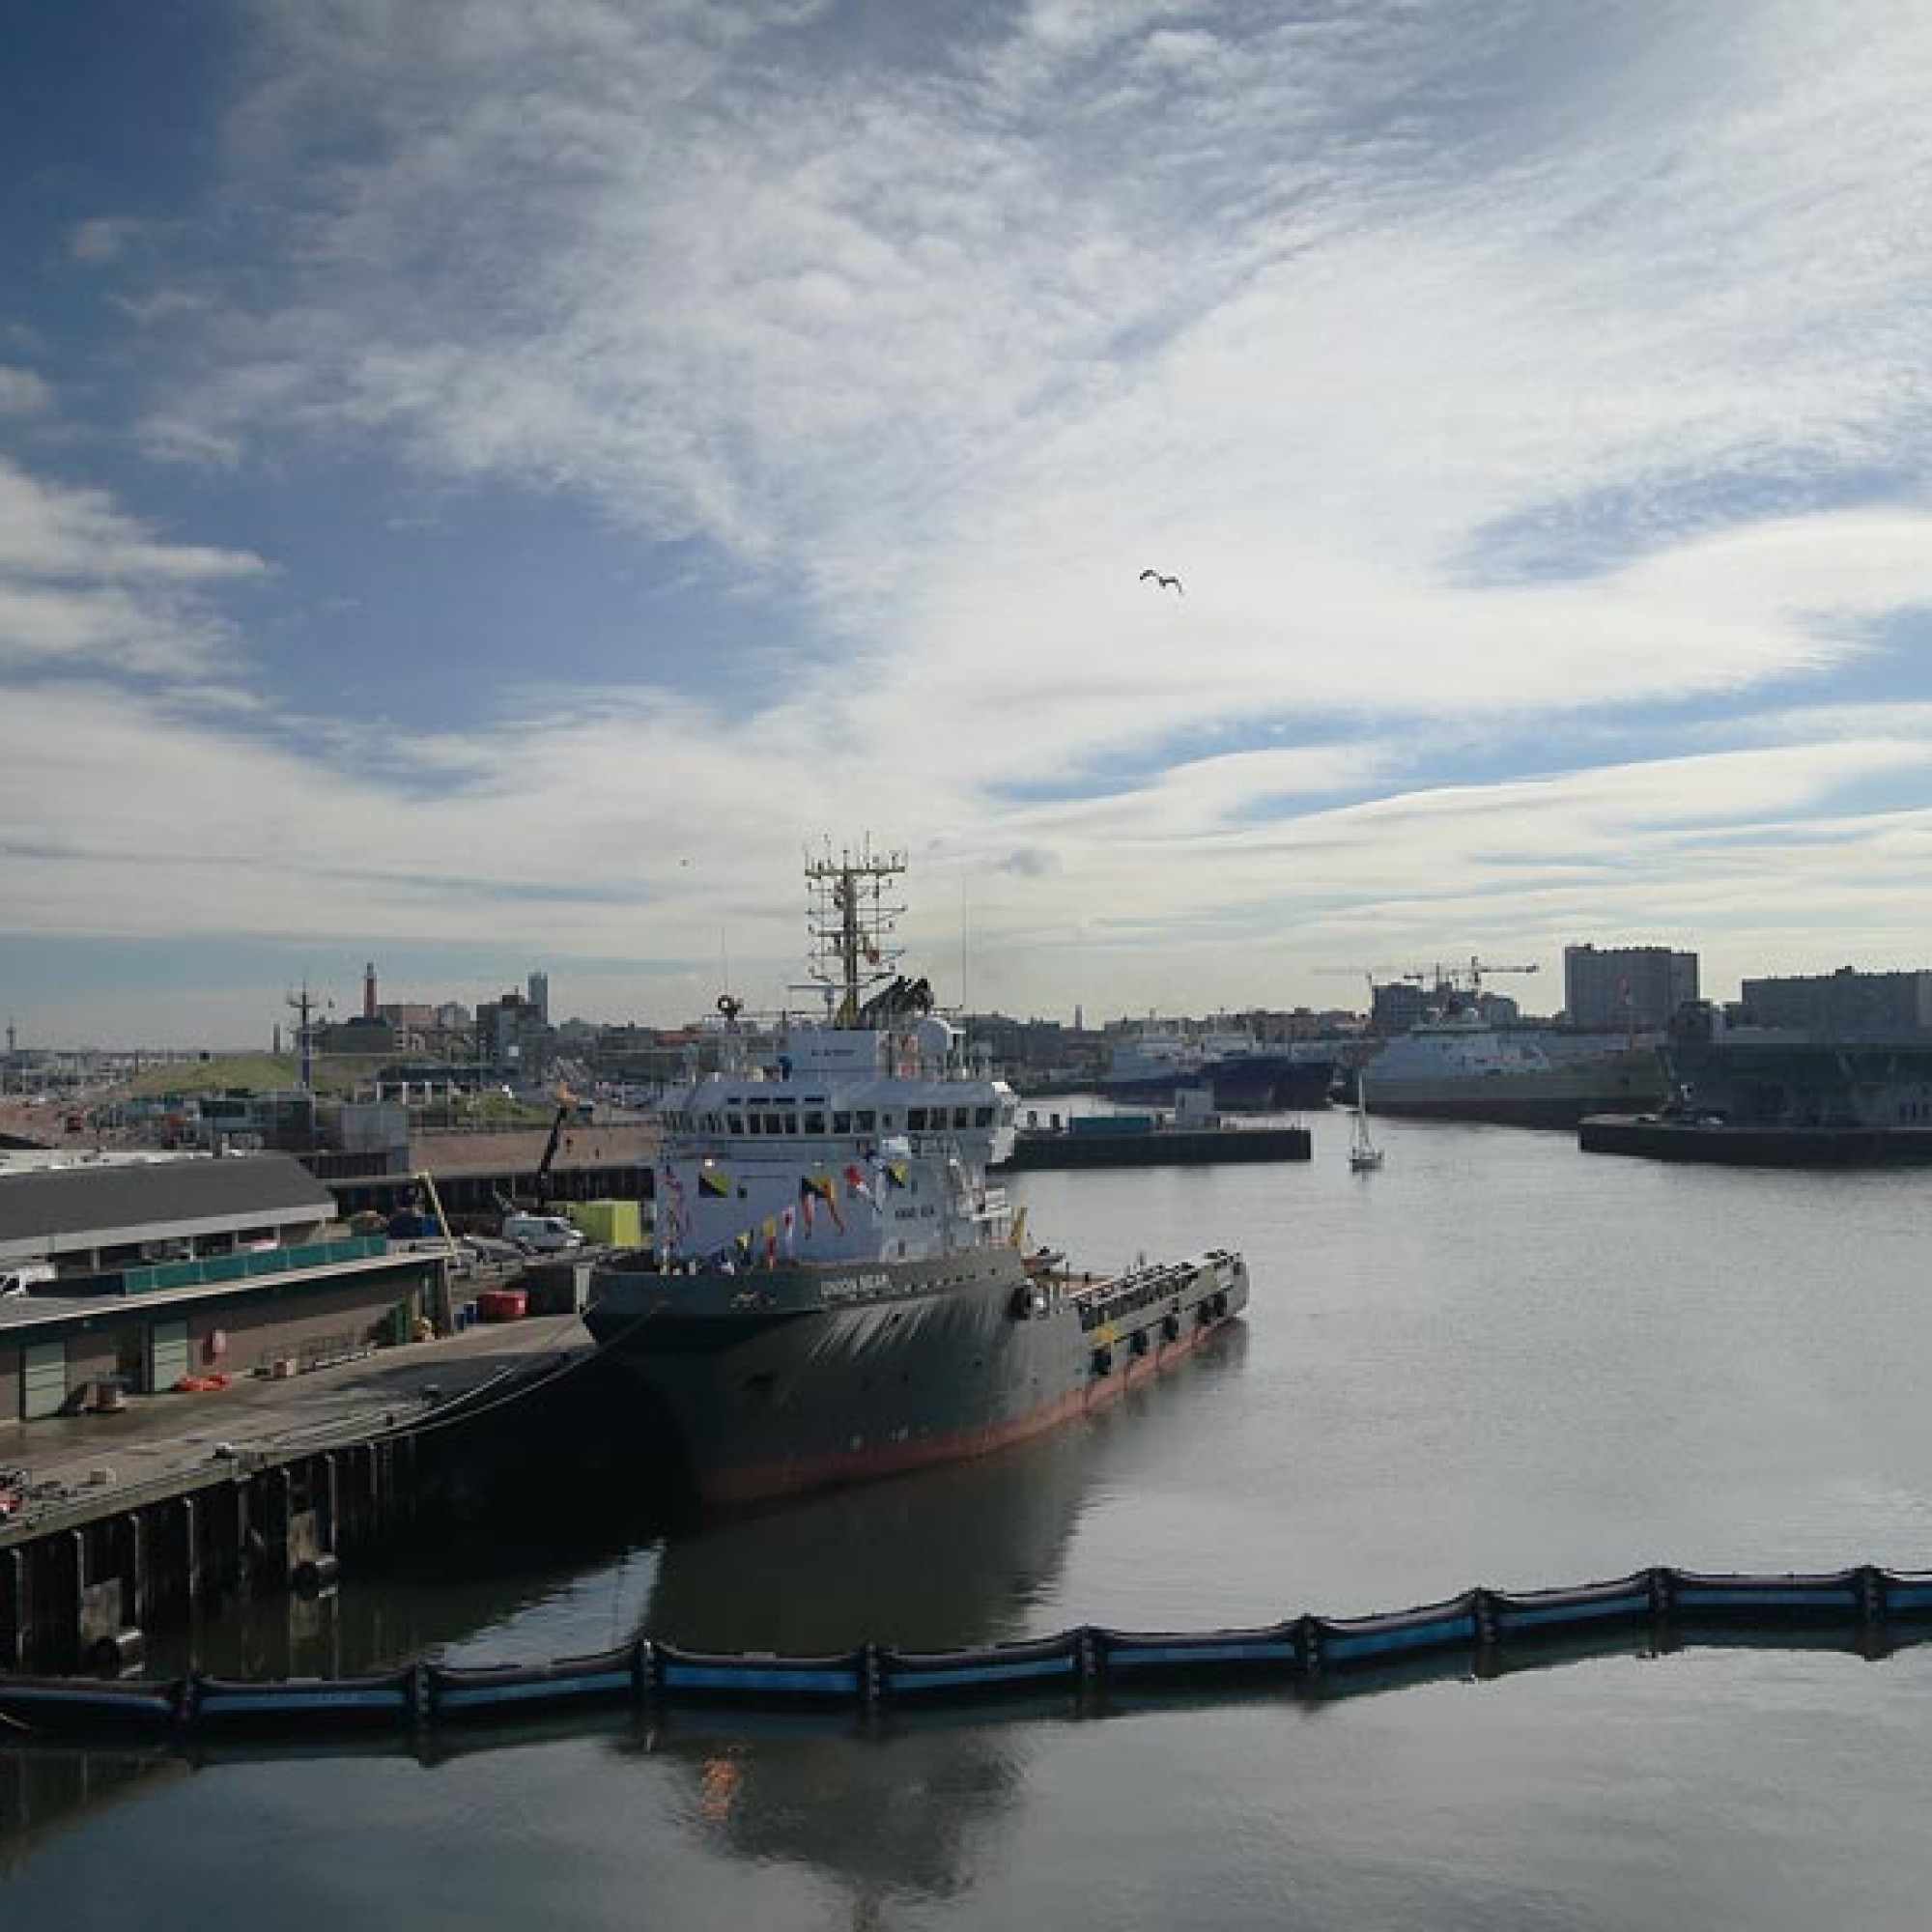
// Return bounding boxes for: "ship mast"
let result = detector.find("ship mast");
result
[805,840,906,1026]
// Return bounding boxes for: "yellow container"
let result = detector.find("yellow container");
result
[571,1199,643,1248]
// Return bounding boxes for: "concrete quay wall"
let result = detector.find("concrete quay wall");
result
[0,1313,600,1675]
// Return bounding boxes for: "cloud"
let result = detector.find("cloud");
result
[0,458,266,674]
[0,364,52,416]
[68,216,147,266]
[9,3,1932,1035]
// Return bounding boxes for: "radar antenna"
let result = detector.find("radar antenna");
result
[804,839,907,1027]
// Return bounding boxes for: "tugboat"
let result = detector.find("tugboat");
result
[583,841,1250,1508]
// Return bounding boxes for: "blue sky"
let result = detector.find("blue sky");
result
[3,1,1930,1046]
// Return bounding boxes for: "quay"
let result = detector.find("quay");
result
[0,1308,609,1675]
[1579,1114,1932,1166]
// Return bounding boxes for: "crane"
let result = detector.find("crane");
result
[533,1081,577,1215]
[1459,957,1540,994]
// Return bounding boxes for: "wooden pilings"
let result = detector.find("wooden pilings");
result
[0,1439,381,1675]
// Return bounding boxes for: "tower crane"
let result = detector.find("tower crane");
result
[1459,957,1540,994]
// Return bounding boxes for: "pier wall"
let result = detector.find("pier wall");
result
[0,1436,421,1675]
[0,1348,668,1675]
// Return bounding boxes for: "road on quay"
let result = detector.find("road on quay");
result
[0,1306,595,1536]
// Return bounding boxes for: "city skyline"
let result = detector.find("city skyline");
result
[4,5,1931,1047]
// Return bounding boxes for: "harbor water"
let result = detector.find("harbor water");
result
[8,1117,1932,1925]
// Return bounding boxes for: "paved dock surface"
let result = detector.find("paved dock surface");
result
[1,1308,593,1535]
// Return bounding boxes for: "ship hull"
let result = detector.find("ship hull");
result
[1101,1055,1336,1112]
[1365,1052,1667,1127]
[583,1246,1248,1507]
[1366,1086,1659,1128]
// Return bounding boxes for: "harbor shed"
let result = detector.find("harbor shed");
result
[0,1150,447,1424]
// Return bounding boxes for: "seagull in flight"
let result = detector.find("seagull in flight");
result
[1140,569,1183,595]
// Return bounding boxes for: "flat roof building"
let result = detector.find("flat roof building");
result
[1564,944,1699,1031]
[1740,967,1932,1034]
[0,1150,444,1424]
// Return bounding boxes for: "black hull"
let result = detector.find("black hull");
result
[1579,1115,1932,1167]
[583,1246,1249,1508]
[1369,1094,1652,1130]
[1102,1060,1335,1113]
[997,1125,1310,1169]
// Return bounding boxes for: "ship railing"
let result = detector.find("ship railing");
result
[1071,1256,1207,1330]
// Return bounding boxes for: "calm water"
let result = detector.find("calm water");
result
[8,1119,1932,1926]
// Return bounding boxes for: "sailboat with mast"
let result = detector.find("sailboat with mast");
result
[1349,1073,1383,1172]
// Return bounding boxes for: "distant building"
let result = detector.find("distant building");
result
[1370,980,1429,1035]
[1564,944,1698,1030]
[316,1013,397,1058]
[526,971,551,1026]
[191,1089,320,1153]
[477,990,552,1077]
[1739,966,1932,1033]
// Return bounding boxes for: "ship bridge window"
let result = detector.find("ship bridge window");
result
[952,1107,970,1129]
[805,1112,825,1134]
[727,1114,744,1134]
[782,1115,798,1134]
[833,1112,852,1133]
[908,1108,929,1131]
[856,1110,876,1131]
[975,1107,993,1127]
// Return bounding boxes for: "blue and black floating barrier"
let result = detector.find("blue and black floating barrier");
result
[1878,1568,1932,1616]
[187,1664,420,1734]
[427,1642,646,1724]
[7,1561,1932,1748]
[1488,1571,1659,1641]
[1309,1591,1483,1671]
[1089,1620,1306,1686]
[1666,1566,1870,1624]
[0,1673,179,1739]
[875,1630,1084,1702]
[652,1642,868,1705]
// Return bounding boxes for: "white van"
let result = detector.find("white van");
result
[501,1213,585,1253]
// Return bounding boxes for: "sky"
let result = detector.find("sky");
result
[3,0,1931,1048]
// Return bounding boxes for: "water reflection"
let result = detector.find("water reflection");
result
[643,1411,1100,1652]
[1,1359,1113,1893]
[611,1414,1104,1916]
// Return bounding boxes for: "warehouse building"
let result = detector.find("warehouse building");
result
[0,1150,446,1425]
